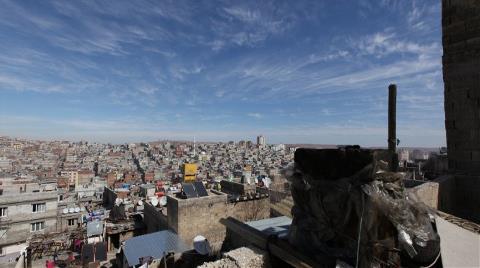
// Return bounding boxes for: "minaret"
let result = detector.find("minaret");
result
[193,136,196,157]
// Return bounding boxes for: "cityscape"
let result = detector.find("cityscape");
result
[0,1,479,268]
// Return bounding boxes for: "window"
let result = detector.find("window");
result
[32,203,46,213]
[31,222,45,232]
[0,207,6,217]
[0,228,6,240]
[67,219,75,226]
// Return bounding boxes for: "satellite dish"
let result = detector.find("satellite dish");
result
[159,196,167,206]
[262,177,272,188]
[151,197,159,207]
[68,208,75,213]
[193,235,212,255]
[63,208,69,214]
[137,200,143,206]
[74,207,80,213]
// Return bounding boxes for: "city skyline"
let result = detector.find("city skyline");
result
[0,0,445,146]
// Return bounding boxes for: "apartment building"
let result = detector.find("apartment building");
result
[0,182,57,265]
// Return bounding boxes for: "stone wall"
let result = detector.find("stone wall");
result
[441,0,480,223]
[165,190,270,248]
[167,191,229,248]
[442,0,480,174]
[227,198,270,222]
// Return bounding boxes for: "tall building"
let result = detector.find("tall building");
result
[256,135,266,147]
[398,149,410,162]
[441,0,480,223]
[443,0,480,174]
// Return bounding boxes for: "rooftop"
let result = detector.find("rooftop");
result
[123,230,190,267]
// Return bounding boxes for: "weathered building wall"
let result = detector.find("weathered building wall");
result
[143,202,168,233]
[0,192,58,250]
[434,175,457,214]
[165,191,270,248]
[453,175,480,222]
[167,192,228,248]
[227,198,270,222]
[442,0,480,223]
[103,187,117,209]
[56,212,81,232]
[433,175,480,223]
[443,0,480,173]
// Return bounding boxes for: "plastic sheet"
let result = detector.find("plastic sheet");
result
[286,148,440,267]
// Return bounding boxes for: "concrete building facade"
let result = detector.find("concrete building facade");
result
[0,189,57,264]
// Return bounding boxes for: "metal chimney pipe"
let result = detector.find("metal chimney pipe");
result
[388,84,398,171]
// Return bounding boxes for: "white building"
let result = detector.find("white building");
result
[257,135,266,147]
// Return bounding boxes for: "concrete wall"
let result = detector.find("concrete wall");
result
[220,180,256,195]
[433,175,480,223]
[453,175,480,223]
[0,191,58,247]
[406,180,439,209]
[434,175,457,214]
[103,187,117,209]
[56,213,81,232]
[143,202,168,233]
[442,0,480,174]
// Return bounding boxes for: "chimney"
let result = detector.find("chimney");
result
[388,84,398,171]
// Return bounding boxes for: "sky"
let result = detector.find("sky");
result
[0,0,445,146]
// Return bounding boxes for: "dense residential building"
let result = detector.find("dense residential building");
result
[0,180,57,266]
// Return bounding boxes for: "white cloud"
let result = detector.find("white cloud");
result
[356,31,440,58]
[247,113,263,119]
[223,7,261,23]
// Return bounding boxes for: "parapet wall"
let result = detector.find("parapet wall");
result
[220,180,256,195]
[434,175,480,223]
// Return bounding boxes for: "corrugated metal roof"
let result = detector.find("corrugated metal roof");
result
[123,230,190,266]
[246,216,292,238]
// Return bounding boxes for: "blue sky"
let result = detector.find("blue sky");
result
[0,0,445,146]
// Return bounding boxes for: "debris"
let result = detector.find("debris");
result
[198,247,268,268]
[287,147,441,267]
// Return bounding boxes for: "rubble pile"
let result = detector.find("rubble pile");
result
[198,247,268,268]
[286,147,441,267]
